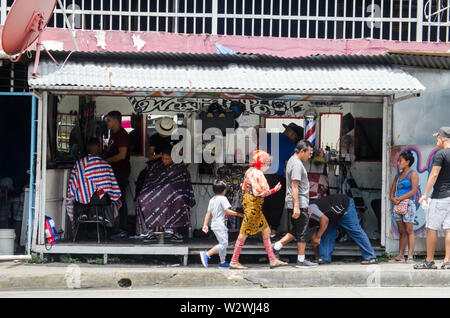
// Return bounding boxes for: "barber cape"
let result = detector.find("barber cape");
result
[65,155,122,227]
[136,160,196,236]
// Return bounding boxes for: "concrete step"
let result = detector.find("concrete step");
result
[0,261,449,290]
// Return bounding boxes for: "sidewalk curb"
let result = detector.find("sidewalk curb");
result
[1,263,450,290]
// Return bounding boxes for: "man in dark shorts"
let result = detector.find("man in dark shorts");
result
[262,123,303,239]
[105,111,131,240]
[272,140,317,267]
[416,127,450,270]
[306,194,377,265]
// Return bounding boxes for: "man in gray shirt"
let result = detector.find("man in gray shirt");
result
[273,140,317,267]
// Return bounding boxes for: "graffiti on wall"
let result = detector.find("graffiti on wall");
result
[128,97,307,117]
[390,145,441,238]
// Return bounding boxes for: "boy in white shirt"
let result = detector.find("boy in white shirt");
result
[200,180,243,268]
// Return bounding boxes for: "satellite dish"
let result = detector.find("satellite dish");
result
[1,0,58,77]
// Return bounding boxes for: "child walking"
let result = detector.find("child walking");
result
[200,180,243,268]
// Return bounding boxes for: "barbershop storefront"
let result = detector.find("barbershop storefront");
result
[26,51,427,263]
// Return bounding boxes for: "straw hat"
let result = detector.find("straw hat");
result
[155,117,178,136]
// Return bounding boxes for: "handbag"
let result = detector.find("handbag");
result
[393,175,409,215]
[393,199,409,215]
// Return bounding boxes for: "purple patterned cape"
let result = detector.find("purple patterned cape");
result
[136,161,195,235]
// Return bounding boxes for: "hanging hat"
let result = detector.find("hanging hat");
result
[155,117,177,136]
[250,150,271,170]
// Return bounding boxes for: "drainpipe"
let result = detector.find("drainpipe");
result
[389,93,421,104]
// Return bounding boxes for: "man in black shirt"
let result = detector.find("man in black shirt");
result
[306,194,377,264]
[148,117,179,162]
[416,127,450,270]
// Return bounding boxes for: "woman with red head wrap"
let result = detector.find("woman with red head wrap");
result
[230,150,287,269]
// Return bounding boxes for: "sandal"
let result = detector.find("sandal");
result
[230,261,248,269]
[441,261,450,269]
[405,258,415,264]
[388,256,405,263]
[315,258,331,265]
[361,258,378,265]
[269,259,288,269]
[413,260,437,269]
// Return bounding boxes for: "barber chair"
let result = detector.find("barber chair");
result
[73,192,111,243]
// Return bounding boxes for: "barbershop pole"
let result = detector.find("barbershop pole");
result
[304,109,317,147]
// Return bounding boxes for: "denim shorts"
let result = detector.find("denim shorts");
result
[392,200,416,223]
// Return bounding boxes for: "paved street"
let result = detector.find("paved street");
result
[1,287,449,298]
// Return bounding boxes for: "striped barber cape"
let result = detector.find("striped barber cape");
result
[65,155,122,227]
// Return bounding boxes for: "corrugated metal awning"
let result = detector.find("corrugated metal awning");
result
[28,52,425,95]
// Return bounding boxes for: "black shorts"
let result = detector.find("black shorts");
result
[287,208,311,243]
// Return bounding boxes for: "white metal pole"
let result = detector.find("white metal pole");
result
[0,0,7,25]
[32,94,43,251]
[212,0,218,35]
[39,91,48,245]
[381,96,393,248]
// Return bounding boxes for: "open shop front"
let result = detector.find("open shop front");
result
[27,52,424,264]
[0,55,37,260]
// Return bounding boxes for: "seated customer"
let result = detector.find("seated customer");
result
[307,194,378,265]
[65,138,122,230]
[136,147,196,242]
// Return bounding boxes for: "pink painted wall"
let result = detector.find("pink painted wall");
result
[1,26,449,57]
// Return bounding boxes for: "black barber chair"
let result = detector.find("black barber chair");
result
[73,192,111,243]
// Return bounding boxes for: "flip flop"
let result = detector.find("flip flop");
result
[405,258,415,264]
[388,257,404,263]
[230,262,248,269]
[270,260,288,269]
[361,258,378,265]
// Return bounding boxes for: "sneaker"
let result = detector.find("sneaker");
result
[219,261,230,268]
[169,233,184,242]
[140,229,152,238]
[110,231,128,240]
[200,250,210,268]
[140,230,156,240]
[295,259,318,268]
[165,228,174,235]
[79,214,88,221]
[97,215,109,223]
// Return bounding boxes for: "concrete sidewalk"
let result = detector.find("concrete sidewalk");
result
[1,261,449,290]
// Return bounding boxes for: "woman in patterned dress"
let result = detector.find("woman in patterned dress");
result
[230,150,288,269]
